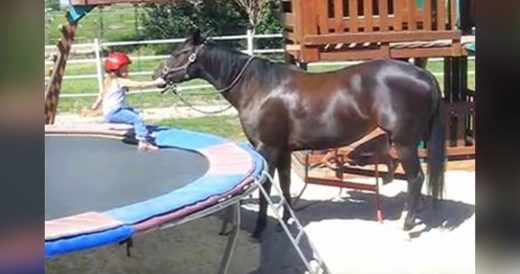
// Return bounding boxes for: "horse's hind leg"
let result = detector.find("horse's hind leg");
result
[382,154,399,184]
[395,142,425,231]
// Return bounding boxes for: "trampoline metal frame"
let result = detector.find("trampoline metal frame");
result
[144,169,267,274]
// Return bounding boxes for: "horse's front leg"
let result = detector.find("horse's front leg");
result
[277,151,293,227]
[252,144,280,239]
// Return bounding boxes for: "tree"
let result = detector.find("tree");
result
[141,0,283,55]
[233,0,271,32]
[255,1,283,50]
[141,0,248,53]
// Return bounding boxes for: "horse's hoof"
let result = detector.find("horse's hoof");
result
[219,230,231,236]
[276,222,284,232]
[403,221,415,231]
[248,234,262,243]
[251,228,264,240]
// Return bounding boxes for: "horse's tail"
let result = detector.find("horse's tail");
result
[426,80,446,200]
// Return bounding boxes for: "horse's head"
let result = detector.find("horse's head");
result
[153,29,211,87]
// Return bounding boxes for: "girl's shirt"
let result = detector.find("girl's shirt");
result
[102,78,128,116]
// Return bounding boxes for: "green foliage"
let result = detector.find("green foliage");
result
[141,1,249,54]
[255,1,283,49]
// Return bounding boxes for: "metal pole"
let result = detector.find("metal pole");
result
[246,29,254,56]
[94,38,104,93]
[217,203,241,274]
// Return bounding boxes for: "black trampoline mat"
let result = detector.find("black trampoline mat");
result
[45,135,209,220]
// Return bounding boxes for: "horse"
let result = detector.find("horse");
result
[153,30,446,239]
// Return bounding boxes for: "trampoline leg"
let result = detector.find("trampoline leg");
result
[218,203,241,274]
[219,206,234,235]
[293,182,308,208]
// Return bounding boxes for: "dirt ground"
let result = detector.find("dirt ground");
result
[46,168,475,274]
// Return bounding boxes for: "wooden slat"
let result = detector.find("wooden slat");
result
[379,0,389,31]
[317,0,330,34]
[280,13,294,28]
[323,11,425,32]
[394,0,403,30]
[285,44,301,51]
[300,0,319,61]
[321,49,389,60]
[407,0,417,30]
[424,0,432,30]
[285,31,296,42]
[293,0,303,43]
[335,0,346,32]
[364,0,374,31]
[304,30,461,45]
[302,0,317,35]
[436,0,446,30]
[348,0,358,32]
[389,47,455,58]
[450,0,457,29]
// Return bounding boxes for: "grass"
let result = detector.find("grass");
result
[155,115,247,142]
[46,5,141,43]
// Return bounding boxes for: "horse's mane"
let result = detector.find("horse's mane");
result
[203,41,298,86]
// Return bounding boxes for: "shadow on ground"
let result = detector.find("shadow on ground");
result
[45,190,474,274]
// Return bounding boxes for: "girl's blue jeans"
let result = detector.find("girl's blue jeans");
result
[105,107,151,141]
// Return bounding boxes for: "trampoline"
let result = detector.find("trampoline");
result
[45,123,267,272]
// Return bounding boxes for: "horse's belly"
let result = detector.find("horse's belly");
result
[289,122,375,150]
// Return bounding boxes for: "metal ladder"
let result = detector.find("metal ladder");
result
[254,171,331,274]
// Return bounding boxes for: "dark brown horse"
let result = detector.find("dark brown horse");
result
[153,30,446,238]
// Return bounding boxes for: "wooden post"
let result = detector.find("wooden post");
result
[300,0,319,62]
[45,23,77,124]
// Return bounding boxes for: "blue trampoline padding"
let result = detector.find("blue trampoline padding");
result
[45,128,267,259]
[45,225,133,258]
[105,174,246,223]
[154,128,229,150]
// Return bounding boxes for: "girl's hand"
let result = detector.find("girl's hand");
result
[91,103,99,110]
[155,78,166,86]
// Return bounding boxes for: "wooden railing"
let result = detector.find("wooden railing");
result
[282,0,464,62]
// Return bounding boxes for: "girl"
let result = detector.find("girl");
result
[91,52,166,151]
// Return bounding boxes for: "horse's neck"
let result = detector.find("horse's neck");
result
[199,47,253,108]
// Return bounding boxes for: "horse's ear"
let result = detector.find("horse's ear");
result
[201,29,212,42]
[191,29,203,45]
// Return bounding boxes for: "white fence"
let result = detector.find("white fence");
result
[46,30,287,97]
[46,30,475,98]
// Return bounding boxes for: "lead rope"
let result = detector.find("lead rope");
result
[161,55,255,115]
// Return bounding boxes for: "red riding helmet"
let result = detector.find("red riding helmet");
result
[104,52,132,72]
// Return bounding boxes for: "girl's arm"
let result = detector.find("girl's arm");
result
[118,78,166,90]
[91,89,105,110]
